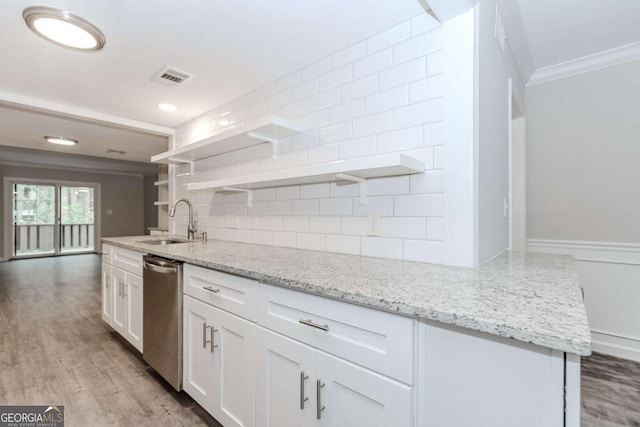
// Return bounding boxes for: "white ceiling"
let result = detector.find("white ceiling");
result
[500,0,640,82]
[0,0,424,125]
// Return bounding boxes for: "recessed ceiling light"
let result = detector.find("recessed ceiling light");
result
[45,136,78,146]
[23,6,106,51]
[158,103,178,112]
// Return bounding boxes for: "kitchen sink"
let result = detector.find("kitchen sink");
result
[137,238,190,245]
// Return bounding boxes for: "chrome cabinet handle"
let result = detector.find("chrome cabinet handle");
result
[123,283,128,297]
[299,319,329,332]
[316,380,325,419]
[203,322,211,348]
[203,286,220,293]
[211,326,218,353]
[118,281,123,297]
[300,371,309,409]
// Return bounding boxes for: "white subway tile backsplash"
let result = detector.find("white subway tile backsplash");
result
[292,78,320,101]
[411,13,441,36]
[291,130,318,151]
[365,86,408,114]
[326,235,361,255]
[353,112,393,137]
[367,22,410,54]
[247,98,271,118]
[251,230,273,246]
[330,98,365,123]
[272,231,297,248]
[424,122,443,147]
[276,71,302,92]
[319,65,352,91]
[427,51,443,76]
[331,181,360,197]
[310,216,341,234]
[234,229,252,244]
[259,216,283,231]
[380,58,427,90]
[403,240,442,263]
[341,74,379,102]
[426,217,443,241]
[249,82,277,103]
[331,41,367,69]
[254,188,276,201]
[393,29,442,64]
[299,108,331,129]
[434,146,442,169]
[276,185,301,200]
[381,217,426,239]
[340,135,377,159]
[409,75,442,103]
[318,122,352,145]
[377,126,423,154]
[361,237,403,260]
[269,89,292,110]
[319,197,352,216]
[248,201,268,216]
[260,156,282,172]
[410,170,443,194]
[247,143,270,160]
[310,87,341,111]
[341,216,367,236]
[353,48,393,79]
[302,57,331,81]
[393,98,442,129]
[297,233,326,251]
[300,182,330,199]
[284,98,311,119]
[352,195,394,216]
[291,199,319,216]
[308,143,340,164]
[238,159,262,176]
[367,176,410,196]
[395,194,442,216]
[283,216,310,232]
[282,149,309,168]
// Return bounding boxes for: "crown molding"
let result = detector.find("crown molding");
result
[527,41,640,87]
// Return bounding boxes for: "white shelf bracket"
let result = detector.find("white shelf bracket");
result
[169,157,195,176]
[336,173,367,205]
[222,187,253,207]
[247,132,279,160]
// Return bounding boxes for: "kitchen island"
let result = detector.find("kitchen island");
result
[101,235,590,427]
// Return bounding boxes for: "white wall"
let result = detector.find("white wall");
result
[527,60,640,361]
[171,12,446,263]
[475,0,526,264]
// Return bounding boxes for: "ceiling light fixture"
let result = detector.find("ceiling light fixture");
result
[45,136,78,146]
[23,6,106,51]
[158,103,178,112]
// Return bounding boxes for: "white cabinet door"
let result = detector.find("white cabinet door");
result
[101,263,112,325]
[256,327,316,427]
[125,272,143,352]
[210,306,255,427]
[111,266,127,336]
[183,296,216,414]
[316,352,412,427]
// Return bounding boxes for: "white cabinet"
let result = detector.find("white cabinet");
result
[101,244,143,353]
[255,327,412,427]
[183,292,255,427]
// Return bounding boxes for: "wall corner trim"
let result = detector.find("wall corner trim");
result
[527,41,640,87]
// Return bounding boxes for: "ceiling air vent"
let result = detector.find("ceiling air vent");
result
[107,149,126,155]
[151,66,195,86]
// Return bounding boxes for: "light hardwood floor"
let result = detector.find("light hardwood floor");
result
[1,254,638,426]
[0,254,220,427]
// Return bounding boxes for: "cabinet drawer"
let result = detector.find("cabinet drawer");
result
[184,264,256,321]
[112,246,143,276]
[256,283,415,384]
[102,244,113,264]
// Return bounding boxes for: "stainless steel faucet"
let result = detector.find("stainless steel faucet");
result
[169,198,197,240]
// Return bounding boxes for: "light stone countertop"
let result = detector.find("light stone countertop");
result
[102,235,591,356]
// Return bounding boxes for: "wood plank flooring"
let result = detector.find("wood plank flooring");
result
[1,254,639,426]
[0,254,220,427]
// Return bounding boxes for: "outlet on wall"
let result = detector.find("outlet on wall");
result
[367,214,381,237]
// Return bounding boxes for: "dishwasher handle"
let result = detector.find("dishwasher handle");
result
[144,260,178,274]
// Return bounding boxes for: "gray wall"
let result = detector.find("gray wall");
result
[527,60,640,243]
[144,174,158,233]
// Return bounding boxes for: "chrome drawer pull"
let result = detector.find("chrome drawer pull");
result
[300,371,309,409]
[316,380,325,419]
[203,286,220,293]
[203,323,211,348]
[299,319,329,332]
[211,326,218,353]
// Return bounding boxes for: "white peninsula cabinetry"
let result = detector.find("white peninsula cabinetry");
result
[101,244,144,352]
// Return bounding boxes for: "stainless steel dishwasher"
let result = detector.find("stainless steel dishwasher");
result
[142,255,183,391]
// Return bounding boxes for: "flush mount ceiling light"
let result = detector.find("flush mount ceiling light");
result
[158,103,178,112]
[45,136,78,146]
[23,6,106,51]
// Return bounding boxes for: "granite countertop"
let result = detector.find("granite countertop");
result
[102,235,591,356]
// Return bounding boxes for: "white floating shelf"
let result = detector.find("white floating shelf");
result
[154,180,169,186]
[154,201,169,206]
[186,153,424,205]
[151,115,306,165]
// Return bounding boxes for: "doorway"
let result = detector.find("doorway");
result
[7,179,99,258]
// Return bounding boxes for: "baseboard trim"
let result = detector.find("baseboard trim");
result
[591,330,640,363]
[527,239,640,265]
